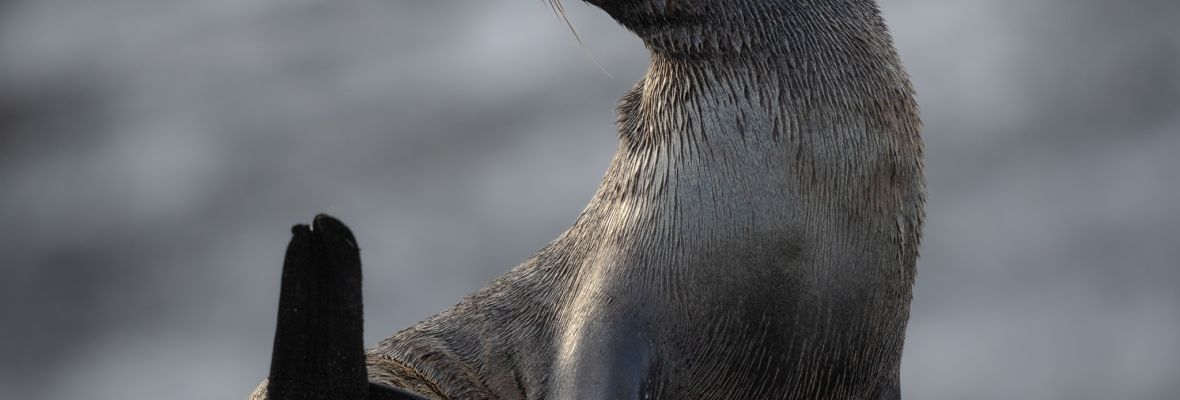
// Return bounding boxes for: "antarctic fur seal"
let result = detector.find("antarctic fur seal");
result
[254,0,924,398]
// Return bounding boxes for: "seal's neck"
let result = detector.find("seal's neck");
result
[560,0,920,251]
[618,22,912,154]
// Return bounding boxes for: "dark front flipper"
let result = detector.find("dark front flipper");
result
[267,214,428,400]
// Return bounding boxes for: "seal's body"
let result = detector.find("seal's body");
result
[255,0,923,399]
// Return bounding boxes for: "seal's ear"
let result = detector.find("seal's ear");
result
[266,214,427,400]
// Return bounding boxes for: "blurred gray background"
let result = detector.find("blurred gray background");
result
[1,0,1177,399]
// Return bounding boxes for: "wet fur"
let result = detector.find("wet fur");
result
[256,0,923,398]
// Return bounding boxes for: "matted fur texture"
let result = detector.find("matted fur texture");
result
[254,0,924,398]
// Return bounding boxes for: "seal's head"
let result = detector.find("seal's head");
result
[572,0,884,58]
[580,0,709,32]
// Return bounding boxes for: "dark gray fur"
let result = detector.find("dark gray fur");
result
[256,0,924,398]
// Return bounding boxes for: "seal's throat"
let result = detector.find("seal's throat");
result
[571,43,923,257]
[535,34,924,398]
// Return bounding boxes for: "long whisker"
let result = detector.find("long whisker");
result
[547,0,614,79]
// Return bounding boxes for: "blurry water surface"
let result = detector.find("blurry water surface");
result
[1,1,1177,399]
